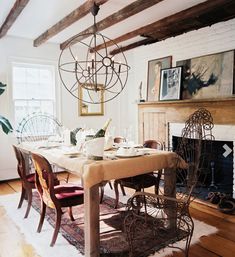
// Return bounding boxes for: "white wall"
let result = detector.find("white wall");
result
[124,18,235,143]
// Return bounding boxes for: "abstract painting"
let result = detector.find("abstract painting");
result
[176,50,234,100]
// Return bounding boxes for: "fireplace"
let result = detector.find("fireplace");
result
[169,123,235,199]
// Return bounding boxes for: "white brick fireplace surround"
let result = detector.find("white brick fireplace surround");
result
[169,123,235,198]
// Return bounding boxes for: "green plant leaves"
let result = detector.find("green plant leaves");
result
[0,82,6,96]
[0,82,13,134]
[0,115,13,134]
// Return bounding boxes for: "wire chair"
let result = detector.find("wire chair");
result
[16,112,62,143]
[124,108,214,257]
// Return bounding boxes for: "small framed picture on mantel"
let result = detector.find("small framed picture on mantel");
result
[159,66,182,101]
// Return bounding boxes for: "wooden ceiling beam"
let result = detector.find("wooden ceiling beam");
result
[60,0,164,50]
[0,0,30,39]
[33,0,109,47]
[94,0,234,52]
[110,38,159,55]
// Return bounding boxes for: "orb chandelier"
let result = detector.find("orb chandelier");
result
[58,2,130,104]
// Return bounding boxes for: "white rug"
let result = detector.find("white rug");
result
[0,189,218,257]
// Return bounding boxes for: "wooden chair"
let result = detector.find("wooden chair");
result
[124,108,214,257]
[31,152,84,246]
[12,145,60,218]
[113,139,163,209]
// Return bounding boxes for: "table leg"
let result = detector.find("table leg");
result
[164,168,176,197]
[164,168,176,229]
[84,184,100,257]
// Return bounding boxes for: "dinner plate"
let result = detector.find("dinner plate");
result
[115,153,144,158]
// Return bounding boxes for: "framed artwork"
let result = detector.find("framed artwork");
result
[176,50,235,100]
[147,56,172,101]
[159,66,182,101]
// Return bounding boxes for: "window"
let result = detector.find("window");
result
[12,62,56,126]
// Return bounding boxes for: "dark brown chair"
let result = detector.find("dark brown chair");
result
[13,145,60,219]
[13,145,36,218]
[124,108,214,257]
[114,136,126,143]
[31,152,84,246]
[113,139,163,208]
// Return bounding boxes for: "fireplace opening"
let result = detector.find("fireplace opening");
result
[172,136,234,201]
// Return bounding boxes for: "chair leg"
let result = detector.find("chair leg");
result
[66,173,70,183]
[50,208,62,247]
[114,181,120,209]
[100,185,104,204]
[68,207,75,221]
[154,170,162,195]
[18,186,26,209]
[37,201,46,233]
[108,181,113,190]
[24,189,32,219]
[120,185,126,196]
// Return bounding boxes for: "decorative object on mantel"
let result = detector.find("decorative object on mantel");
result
[147,56,172,102]
[159,66,182,101]
[138,81,145,102]
[176,50,235,100]
[58,3,130,104]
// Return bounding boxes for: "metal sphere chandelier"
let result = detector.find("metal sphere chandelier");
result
[58,3,130,104]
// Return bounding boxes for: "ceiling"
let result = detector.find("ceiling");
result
[0,0,235,53]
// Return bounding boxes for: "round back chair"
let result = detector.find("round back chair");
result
[16,112,62,143]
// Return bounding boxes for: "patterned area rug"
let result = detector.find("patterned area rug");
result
[31,191,129,256]
[0,190,218,257]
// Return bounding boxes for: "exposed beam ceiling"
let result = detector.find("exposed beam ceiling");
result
[33,0,109,47]
[111,0,235,54]
[0,0,30,39]
[60,0,164,50]
[94,0,235,52]
[1,0,235,54]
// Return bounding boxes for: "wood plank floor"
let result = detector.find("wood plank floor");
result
[0,173,235,257]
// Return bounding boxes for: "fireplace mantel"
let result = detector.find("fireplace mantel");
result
[138,97,235,146]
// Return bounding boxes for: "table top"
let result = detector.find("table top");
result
[18,142,186,188]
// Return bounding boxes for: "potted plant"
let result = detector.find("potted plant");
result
[0,82,13,134]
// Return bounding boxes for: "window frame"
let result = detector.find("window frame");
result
[9,58,61,129]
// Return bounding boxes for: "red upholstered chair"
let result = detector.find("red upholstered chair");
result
[31,152,84,246]
[13,145,60,219]
[113,140,163,208]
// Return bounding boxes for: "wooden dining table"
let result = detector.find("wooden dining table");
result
[18,143,186,257]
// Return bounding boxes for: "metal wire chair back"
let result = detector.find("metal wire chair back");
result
[16,112,62,143]
[124,108,214,257]
[174,108,214,202]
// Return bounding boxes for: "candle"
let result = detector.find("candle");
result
[118,62,121,73]
[91,54,95,69]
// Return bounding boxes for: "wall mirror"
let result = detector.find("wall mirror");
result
[79,84,104,116]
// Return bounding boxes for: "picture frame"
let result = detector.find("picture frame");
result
[176,50,235,100]
[159,66,182,101]
[79,84,104,116]
[146,56,172,101]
